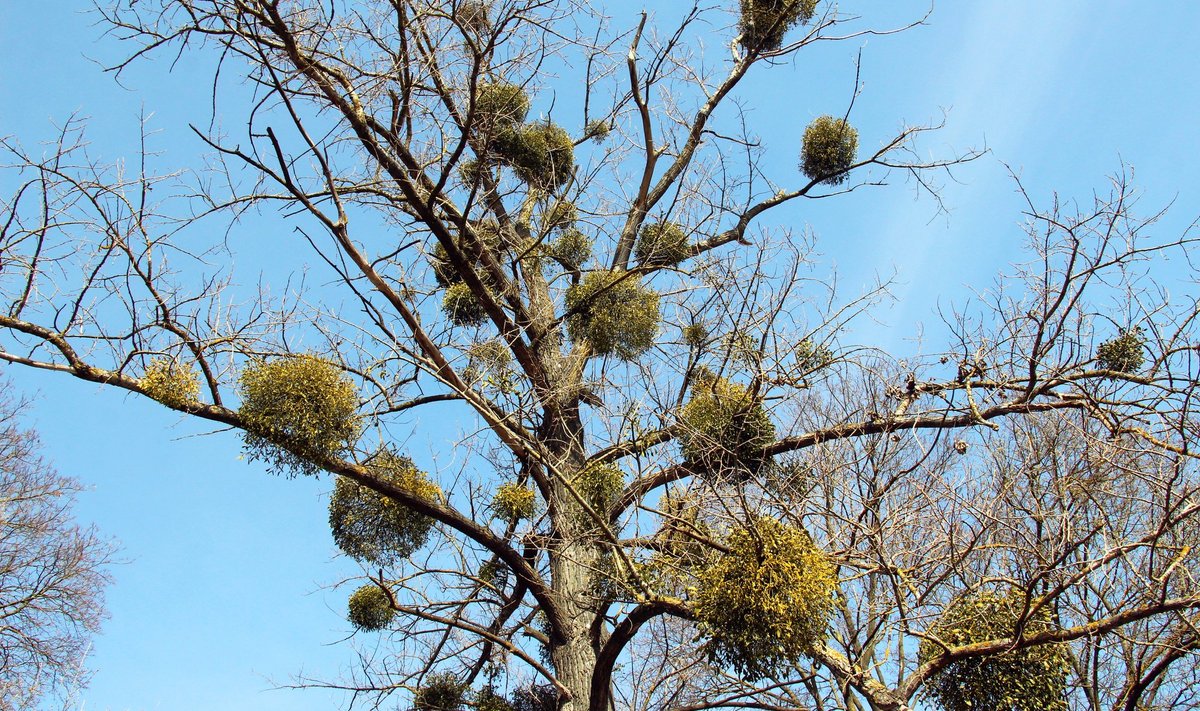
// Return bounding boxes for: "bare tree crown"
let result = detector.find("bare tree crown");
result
[1,2,1198,710]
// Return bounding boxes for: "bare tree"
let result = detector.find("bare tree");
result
[1,2,1198,710]
[0,385,112,709]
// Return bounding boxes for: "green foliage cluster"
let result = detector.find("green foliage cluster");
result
[588,549,647,604]
[542,200,578,231]
[443,281,490,326]
[795,338,834,372]
[465,339,514,390]
[475,82,530,129]
[510,684,558,711]
[429,222,503,288]
[694,516,836,680]
[800,115,858,185]
[141,356,200,408]
[491,481,537,522]
[238,354,360,476]
[657,491,712,566]
[565,270,660,360]
[1097,328,1146,373]
[682,323,709,348]
[478,557,508,589]
[473,686,514,711]
[413,672,468,711]
[725,331,761,367]
[548,229,592,268]
[494,121,575,191]
[328,451,440,564]
[739,0,818,51]
[584,119,611,142]
[455,1,491,36]
[917,590,1070,711]
[634,221,690,267]
[458,158,484,185]
[347,583,395,631]
[573,461,624,515]
[678,374,776,481]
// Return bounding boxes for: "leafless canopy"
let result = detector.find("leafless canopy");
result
[2,2,1199,710]
[0,386,112,709]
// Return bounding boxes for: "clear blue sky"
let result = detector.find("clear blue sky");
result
[2,2,1198,709]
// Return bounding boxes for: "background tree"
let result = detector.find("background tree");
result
[0,384,112,709]
[1,2,1199,710]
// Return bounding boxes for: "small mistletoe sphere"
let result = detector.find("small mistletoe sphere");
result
[656,491,713,567]
[584,119,611,142]
[573,462,624,514]
[455,1,491,36]
[141,356,201,408]
[678,374,776,481]
[491,481,537,523]
[347,583,395,631]
[1097,328,1146,373]
[565,270,661,360]
[473,687,515,711]
[475,82,530,129]
[694,516,836,680]
[413,672,468,711]
[682,323,710,348]
[510,684,558,711]
[635,221,690,267]
[739,0,818,52]
[918,589,1071,711]
[549,229,593,268]
[800,115,858,185]
[328,450,440,564]
[494,121,575,191]
[238,354,361,476]
[443,282,489,326]
[543,200,578,231]
[429,223,504,288]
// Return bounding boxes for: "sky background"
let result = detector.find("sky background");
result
[1,1,1199,709]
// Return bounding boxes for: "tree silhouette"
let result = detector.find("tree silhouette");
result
[2,2,1199,709]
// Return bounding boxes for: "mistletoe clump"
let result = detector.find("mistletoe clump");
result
[634,221,690,267]
[494,121,575,191]
[455,1,491,36]
[565,270,661,360]
[584,119,611,142]
[328,450,440,564]
[548,229,592,268]
[800,115,858,185]
[510,684,558,711]
[465,339,513,389]
[141,356,200,408]
[413,672,468,711]
[795,337,834,372]
[542,200,578,231]
[918,589,1071,711]
[347,583,395,631]
[443,282,489,326]
[656,491,713,566]
[682,323,710,348]
[678,374,776,481]
[1097,328,1146,373]
[429,222,503,288]
[573,461,624,515]
[694,516,836,680]
[739,0,818,52]
[473,687,514,711]
[491,481,537,523]
[238,354,360,476]
[474,81,530,129]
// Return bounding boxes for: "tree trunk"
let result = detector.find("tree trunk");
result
[550,543,601,711]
